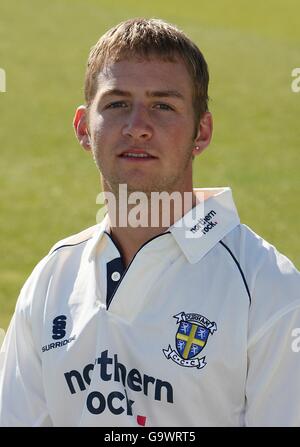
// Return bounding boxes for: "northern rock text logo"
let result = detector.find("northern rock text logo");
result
[64,349,173,422]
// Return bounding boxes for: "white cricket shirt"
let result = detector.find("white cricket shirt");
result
[0,187,300,426]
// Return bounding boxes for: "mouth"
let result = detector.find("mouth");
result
[119,149,158,161]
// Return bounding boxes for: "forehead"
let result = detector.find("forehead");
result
[95,57,193,98]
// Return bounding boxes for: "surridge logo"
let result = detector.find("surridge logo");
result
[42,315,76,353]
[163,312,217,369]
[52,315,67,340]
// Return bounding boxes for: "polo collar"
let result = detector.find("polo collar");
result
[169,187,240,264]
[87,213,111,262]
[87,187,240,264]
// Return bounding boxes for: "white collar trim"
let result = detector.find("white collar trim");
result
[87,187,240,264]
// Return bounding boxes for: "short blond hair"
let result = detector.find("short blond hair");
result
[84,18,209,126]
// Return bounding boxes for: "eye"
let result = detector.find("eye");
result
[106,101,128,109]
[154,103,174,111]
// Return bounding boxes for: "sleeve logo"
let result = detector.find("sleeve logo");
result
[52,315,67,340]
[42,315,76,352]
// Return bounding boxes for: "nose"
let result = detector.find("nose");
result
[122,104,153,140]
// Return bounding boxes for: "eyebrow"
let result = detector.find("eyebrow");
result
[100,88,184,100]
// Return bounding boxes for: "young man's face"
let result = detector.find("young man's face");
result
[75,57,212,196]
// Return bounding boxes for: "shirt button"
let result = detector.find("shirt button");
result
[95,300,101,307]
[111,271,121,282]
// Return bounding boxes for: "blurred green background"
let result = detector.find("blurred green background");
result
[0,0,299,330]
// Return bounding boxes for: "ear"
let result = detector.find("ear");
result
[192,112,213,158]
[73,105,91,151]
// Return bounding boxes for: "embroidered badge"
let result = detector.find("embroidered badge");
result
[163,312,217,369]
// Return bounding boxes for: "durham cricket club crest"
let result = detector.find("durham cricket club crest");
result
[163,312,217,369]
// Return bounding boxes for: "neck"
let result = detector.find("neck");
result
[104,187,205,268]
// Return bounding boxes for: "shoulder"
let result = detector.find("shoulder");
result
[221,224,300,343]
[220,224,299,277]
[221,223,300,296]
[15,223,101,316]
[48,223,100,255]
[221,223,299,289]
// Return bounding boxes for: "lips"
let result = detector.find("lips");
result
[119,149,157,159]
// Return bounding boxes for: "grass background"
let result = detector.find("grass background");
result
[0,0,299,331]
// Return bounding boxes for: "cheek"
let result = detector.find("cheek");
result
[91,116,111,146]
[160,117,194,146]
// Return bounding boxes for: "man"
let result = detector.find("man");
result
[0,18,299,427]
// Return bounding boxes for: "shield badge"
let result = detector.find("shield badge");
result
[176,321,209,360]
